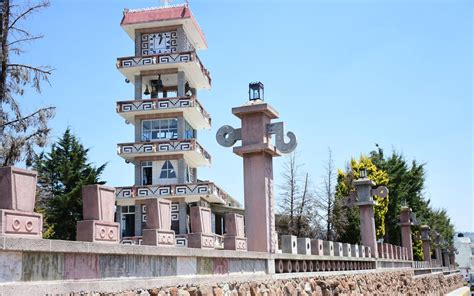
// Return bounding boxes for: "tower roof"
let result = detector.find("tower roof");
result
[121,4,207,50]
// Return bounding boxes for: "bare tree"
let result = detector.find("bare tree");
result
[315,148,337,240]
[278,152,300,235]
[0,0,55,166]
[277,152,321,238]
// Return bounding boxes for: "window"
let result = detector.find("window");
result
[142,119,178,141]
[121,206,135,237]
[160,160,177,179]
[185,121,194,140]
[141,161,153,185]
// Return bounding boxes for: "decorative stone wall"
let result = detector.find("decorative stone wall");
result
[96,270,464,296]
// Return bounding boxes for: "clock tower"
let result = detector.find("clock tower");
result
[114,2,239,246]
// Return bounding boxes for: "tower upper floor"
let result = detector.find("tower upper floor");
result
[121,4,208,55]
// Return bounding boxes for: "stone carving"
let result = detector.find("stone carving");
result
[0,167,42,238]
[223,213,247,251]
[76,185,119,243]
[142,198,175,246]
[266,122,297,154]
[188,206,215,249]
[216,122,297,154]
[215,125,241,147]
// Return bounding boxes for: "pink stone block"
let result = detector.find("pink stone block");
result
[76,220,119,243]
[0,167,37,212]
[0,209,42,238]
[142,229,175,246]
[64,254,99,280]
[224,236,247,251]
[190,206,212,234]
[82,185,115,222]
[224,213,247,251]
[311,239,323,255]
[224,213,245,237]
[188,233,215,249]
[144,198,172,230]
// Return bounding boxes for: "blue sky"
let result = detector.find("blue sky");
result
[16,0,472,230]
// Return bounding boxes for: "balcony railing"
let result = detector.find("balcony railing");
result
[116,96,211,129]
[412,261,431,269]
[117,139,211,165]
[116,51,211,87]
[115,182,231,205]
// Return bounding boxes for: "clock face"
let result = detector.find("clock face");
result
[141,31,177,55]
[150,32,170,54]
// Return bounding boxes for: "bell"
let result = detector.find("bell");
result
[144,84,150,95]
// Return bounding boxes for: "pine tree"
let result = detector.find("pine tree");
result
[34,128,106,240]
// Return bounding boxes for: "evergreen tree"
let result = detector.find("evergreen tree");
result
[369,145,455,256]
[34,129,106,240]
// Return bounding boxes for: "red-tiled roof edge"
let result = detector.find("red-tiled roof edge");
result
[120,4,207,48]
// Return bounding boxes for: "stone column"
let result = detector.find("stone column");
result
[216,88,297,253]
[442,249,450,267]
[354,176,378,258]
[421,225,431,263]
[399,206,414,260]
[177,71,186,96]
[134,75,142,100]
[233,103,279,253]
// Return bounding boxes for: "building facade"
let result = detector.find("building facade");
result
[114,3,241,246]
[454,233,474,281]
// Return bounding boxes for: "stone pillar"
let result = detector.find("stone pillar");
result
[399,206,414,260]
[134,205,142,237]
[142,198,175,246]
[178,201,188,234]
[449,251,455,268]
[76,185,120,243]
[0,167,42,238]
[353,176,378,258]
[134,31,141,56]
[188,206,215,249]
[216,88,297,253]
[223,213,247,251]
[177,71,186,96]
[227,104,279,253]
[421,225,431,263]
[134,75,142,100]
[442,249,450,267]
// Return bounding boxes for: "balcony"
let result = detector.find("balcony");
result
[116,96,211,130]
[115,182,231,205]
[117,139,211,167]
[116,51,211,90]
